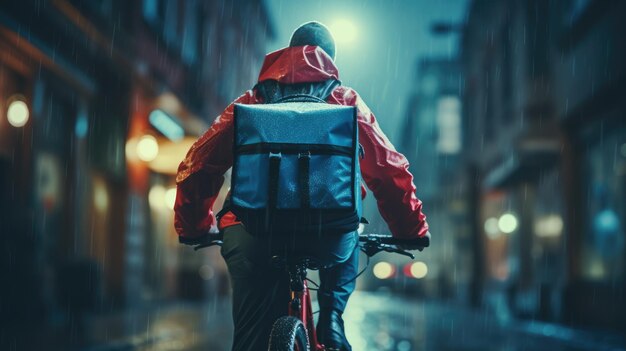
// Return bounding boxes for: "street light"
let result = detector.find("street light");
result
[329,19,357,44]
[7,99,29,127]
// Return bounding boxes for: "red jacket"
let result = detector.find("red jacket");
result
[174,46,428,239]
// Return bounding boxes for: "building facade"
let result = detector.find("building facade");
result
[461,0,625,332]
[0,0,273,347]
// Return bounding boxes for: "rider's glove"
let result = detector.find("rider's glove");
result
[398,231,430,251]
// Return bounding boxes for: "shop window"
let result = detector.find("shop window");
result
[482,191,514,282]
[436,96,462,155]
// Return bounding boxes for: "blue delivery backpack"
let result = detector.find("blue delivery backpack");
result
[231,95,361,236]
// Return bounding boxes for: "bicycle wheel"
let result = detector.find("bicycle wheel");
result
[268,316,310,351]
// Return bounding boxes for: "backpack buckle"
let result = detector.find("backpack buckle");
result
[298,151,311,159]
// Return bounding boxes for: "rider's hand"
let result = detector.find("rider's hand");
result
[398,244,424,252]
[398,231,430,251]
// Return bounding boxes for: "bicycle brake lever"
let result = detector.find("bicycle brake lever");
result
[398,250,415,259]
[361,242,382,257]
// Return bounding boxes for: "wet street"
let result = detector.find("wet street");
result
[81,292,626,351]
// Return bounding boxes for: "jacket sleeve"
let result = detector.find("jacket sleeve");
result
[335,88,429,239]
[174,91,256,239]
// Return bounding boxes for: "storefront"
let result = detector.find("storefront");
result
[563,115,626,330]
[125,81,231,302]
[479,131,564,321]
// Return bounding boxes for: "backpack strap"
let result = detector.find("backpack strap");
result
[268,152,282,209]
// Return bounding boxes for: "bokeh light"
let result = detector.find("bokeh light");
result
[93,182,108,212]
[498,213,518,234]
[199,264,215,280]
[484,217,500,238]
[149,185,166,210]
[535,215,564,238]
[409,261,428,279]
[373,261,395,279]
[164,187,177,210]
[7,100,29,127]
[136,135,159,162]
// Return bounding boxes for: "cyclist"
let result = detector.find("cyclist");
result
[174,21,429,351]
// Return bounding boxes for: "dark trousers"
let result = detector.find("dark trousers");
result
[220,224,359,351]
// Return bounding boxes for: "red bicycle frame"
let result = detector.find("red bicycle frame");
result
[289,281,323,350]
[283,258,325,350]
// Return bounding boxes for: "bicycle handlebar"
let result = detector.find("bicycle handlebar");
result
[184,231,430,259]
[358,232,430,248]
[358,232,430,259]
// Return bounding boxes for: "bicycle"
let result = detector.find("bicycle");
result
[190,231,430,351]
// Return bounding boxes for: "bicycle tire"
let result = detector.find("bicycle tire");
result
[268,316,310,351]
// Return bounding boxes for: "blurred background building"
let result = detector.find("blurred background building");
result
[396,58,465,300]
[461,0,625,332]
[0,0,625,350]
[0,0,272,347]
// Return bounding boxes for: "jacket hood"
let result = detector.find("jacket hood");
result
[258,45,339,84]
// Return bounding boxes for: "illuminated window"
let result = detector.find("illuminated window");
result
[436,96,461,154]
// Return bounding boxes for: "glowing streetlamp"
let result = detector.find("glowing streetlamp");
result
[7,100,29,127]
[329,19,357,44]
